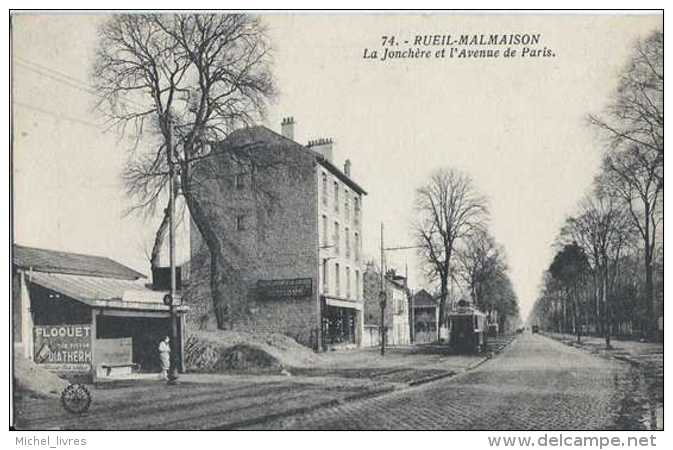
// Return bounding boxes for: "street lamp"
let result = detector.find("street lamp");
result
[379,289,387,356]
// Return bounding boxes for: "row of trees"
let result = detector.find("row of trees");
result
[530,30,663,344]
[413,168,520,339]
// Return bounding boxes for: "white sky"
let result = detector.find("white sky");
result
[11,13,662,320]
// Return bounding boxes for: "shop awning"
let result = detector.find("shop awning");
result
[26,271,187,313]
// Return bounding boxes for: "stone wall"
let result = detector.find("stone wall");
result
[184,127,320,348]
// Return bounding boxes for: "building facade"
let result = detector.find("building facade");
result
[186,118,367,350]
[363,266,411,347]
[412,289,439,343]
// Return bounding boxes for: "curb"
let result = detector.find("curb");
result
[540,333,643,367]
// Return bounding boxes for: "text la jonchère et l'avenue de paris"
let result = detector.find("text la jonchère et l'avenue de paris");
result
[363,33,556,61]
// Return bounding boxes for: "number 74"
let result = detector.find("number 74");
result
[381,35,397,46]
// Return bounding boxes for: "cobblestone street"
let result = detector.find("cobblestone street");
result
[250,333,648,430]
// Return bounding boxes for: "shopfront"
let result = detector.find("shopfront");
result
[320,296,363,349]
[12,245,187,380]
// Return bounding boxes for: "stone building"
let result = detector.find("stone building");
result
[186,118,367,350]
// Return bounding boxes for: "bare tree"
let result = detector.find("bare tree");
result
[588,30,663,338]
[457,229,505,310]
[92,14,276,328]
[588,30,663,179]
[413,168,488,340]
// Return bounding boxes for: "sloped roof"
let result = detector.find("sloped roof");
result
[13,244,146,280]
[413,289,438,308]
[224,125,367,195]
[27,271,186,312]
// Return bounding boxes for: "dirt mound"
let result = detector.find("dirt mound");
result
[217,344,282,371]
[14,356,69,398]
[185,330,321,373]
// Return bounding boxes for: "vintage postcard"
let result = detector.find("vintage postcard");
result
[10,10,663,436]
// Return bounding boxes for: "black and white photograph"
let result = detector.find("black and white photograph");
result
[8,8,664,437]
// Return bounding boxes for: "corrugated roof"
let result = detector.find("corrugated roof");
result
[27,271,186,312]
[13,244,146,280]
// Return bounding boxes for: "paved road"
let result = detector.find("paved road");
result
[251,333,645,430]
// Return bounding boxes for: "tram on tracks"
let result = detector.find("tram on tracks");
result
[446,299,488,353]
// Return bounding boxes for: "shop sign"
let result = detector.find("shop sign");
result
[34,324,92,372]
[257,278,313,299]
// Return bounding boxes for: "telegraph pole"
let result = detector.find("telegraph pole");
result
[379,222,386,356]
[167,115,179,385]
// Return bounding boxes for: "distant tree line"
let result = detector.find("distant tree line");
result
[529,30,663,344]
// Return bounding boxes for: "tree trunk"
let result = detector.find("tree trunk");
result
[644,246,654,340]
[603,263,611,348]
[642,202,655,340]
[573,285,581,344]
[209,250,230,329]
[594,273,602,337]
[150,208,170,268]
[181,167,242,330]
[437,276,448,341]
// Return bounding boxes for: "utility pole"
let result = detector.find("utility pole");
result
[167,115,179,385]
[379,222,386,356]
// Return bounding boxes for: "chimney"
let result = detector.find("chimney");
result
[344,159,352,177]
[281,117,295,140]
[307,137,334,163]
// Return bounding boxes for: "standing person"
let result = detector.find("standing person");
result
[158,336,170,380]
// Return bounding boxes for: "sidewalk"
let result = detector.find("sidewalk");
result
[542,332,662,378]
[541,331,663,430]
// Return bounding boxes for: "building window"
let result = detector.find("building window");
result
[397,295,405,315]
[322,259,329,293]
[345,194,350,221]
[322,173,328,206]
[322,215,328,247]
[235,173,245,190]
[346,267,351,299]
[355,270,360,300]
[345,227,350,258]
[354,232,359,261]
[236,215,246,231]
[334,182,339,212]
[334,222,340,254]
[354,197,360,224]
[335,263,340,296]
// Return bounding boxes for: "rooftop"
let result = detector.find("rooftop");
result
[224,125,367,196]
[413,289,439,307]
[13,244,146,280]
[27,271,185,312]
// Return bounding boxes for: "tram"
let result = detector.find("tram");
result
[447,300,488,353]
